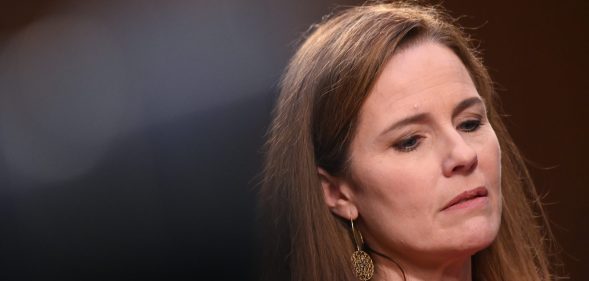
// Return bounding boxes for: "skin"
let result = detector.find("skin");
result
[320,41,502,280]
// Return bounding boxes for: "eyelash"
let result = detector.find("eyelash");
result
[392,118,483,152]
[458,119,483,133]
[393,135,423,152]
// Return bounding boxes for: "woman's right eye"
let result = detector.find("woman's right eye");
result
[393,135,423,152]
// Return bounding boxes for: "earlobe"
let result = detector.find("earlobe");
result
[317,167,358,220]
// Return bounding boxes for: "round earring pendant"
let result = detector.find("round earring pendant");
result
[351,250,374,281]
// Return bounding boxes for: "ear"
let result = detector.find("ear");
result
[318,167,358,220]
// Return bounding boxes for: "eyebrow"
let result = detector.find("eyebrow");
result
[379,96,484,136]
[451,97,483,119]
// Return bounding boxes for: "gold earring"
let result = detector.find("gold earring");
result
[350,218,374,281]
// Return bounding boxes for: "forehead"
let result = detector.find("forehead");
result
[361,41,477,121]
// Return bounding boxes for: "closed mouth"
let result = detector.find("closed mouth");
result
[441,186,488,211]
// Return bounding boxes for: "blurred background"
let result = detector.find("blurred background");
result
[0,0,586,280]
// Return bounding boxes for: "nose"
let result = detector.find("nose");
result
[441,132,478,177]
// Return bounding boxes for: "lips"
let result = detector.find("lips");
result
[441,186,488,211]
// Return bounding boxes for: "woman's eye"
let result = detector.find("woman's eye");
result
[393,135,423,152]
[458,119,482,132]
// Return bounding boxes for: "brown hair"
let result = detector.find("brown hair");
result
[258,1,557,280]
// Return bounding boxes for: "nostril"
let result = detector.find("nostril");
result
[443,142,478,177]
[452,154,478,173]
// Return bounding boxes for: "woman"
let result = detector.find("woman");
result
[258,1,557,280]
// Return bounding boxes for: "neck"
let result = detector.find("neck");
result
[369,248,472,281]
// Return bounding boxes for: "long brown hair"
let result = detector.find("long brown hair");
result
[258,1,557,280]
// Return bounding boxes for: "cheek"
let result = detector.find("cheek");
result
[352,157,437,215]
[473,129,503,238]
[350,157,439,243]
[481,130,502,198]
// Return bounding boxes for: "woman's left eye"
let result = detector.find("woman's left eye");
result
[458,119,482,132]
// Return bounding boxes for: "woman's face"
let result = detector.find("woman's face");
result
[340,41,502,266]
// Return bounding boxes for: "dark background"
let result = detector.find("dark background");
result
[0,0,586,280]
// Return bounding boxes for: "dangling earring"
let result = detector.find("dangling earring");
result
[350,217,374,281]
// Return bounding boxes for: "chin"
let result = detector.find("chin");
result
[454,216,501,255]
[430,213,501,260]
